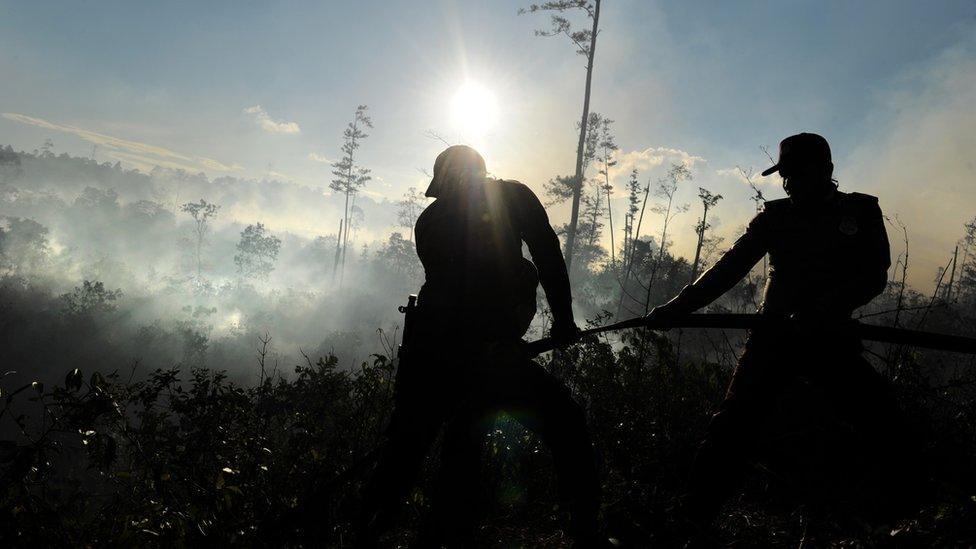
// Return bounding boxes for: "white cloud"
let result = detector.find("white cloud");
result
[360,188,389,200]
[611,146,705,180]
[106,150,212,173]
[196,157,244,172]
[1,112,243,173]
[243,105,300,134]
[715,166,777,186]
[307,152,333,163]
[267,170,293,181]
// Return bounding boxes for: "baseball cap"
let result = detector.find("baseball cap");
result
[761,133,832,177]
[425,145,487,198]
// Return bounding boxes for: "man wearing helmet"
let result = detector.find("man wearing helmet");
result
[646,133,915,531]
[356,145,603,547]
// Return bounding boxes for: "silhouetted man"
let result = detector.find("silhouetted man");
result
[646,133,915,531]
[356,145,602,547]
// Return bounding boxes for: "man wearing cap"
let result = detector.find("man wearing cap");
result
[356,145,604,547]
[645,133,914,530]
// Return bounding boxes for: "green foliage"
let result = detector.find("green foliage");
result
[519,1,597,57]
[374,232,421,278]
[329,106,372,198]
[3,311,975,546]
[396,186,426,241]
[0,216,51,276]
[0,353,396,546]
[59,280,123,317]
[0,144,23,183]
[234,222,282,281]
[544,113,602,207]
[180,198,220,280]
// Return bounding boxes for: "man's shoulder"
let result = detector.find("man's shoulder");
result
[844,191,880,205]
[757,198,791,220]
[494,178,532,194]
[740,198,790,235]
[493,178,542,205]
[762,197,792,212]
[415,197,440,227]
[839,191,882,216]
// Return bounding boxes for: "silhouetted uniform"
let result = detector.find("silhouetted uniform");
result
[668,185,917,525]
[358,159,599,546]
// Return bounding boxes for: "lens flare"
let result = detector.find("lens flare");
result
[450,81,499,138]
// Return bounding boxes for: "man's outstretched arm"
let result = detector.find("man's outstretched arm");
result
[650,214,769,317]
[516,184,577,337]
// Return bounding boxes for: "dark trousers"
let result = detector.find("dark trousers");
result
[684,326,913,525]
[357,341,600,546]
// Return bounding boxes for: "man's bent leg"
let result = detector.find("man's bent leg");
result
[417,407,494,546]
[356,394,444,547]
[498,360,602,543]
[684,333,789,526]
[813,347,924,516]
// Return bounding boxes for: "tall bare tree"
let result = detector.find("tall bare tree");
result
[644,163,691,313]
[520,0,602,271]
[689,187,723,283]
[330,105,372,286]
[180,199,220,280]
[738,165,768,286]
[615,170,651,318]
[595,116,618,268]
[942,245,959,304]
[622,168,642,268]
[331,219,343,283]
[544,112,600,205]
[576,181,606,273]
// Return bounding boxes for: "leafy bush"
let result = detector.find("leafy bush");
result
[3,310,976,546]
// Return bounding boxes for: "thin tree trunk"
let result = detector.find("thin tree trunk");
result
[690,203,710,284]
[944,245,959,303]
[622,213,631,268]
[196,226,202,279]
[333,219,344,284]
[917,254,954,329]
[629,186,652,272]
[564,0,601,272]
[605,167,616,270]
[587,185,601,250]
[340,190,350,286]
[690,225,703,285]
[615,181,650,318]
[892,224,909,329]
[339,121,360,287]
[408,204,415,243]
[643,195,674,314]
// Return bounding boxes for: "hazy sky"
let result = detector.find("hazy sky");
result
[2,0,975,289]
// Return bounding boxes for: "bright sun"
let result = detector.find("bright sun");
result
[450,81,499,138]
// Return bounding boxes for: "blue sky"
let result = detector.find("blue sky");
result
[2,0,975,288]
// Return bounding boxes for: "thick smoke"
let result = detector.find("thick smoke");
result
[0,146,424,390]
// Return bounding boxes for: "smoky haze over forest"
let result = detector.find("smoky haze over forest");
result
[0,143,433,388]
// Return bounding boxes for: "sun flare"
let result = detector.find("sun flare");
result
[450,81,499,138]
